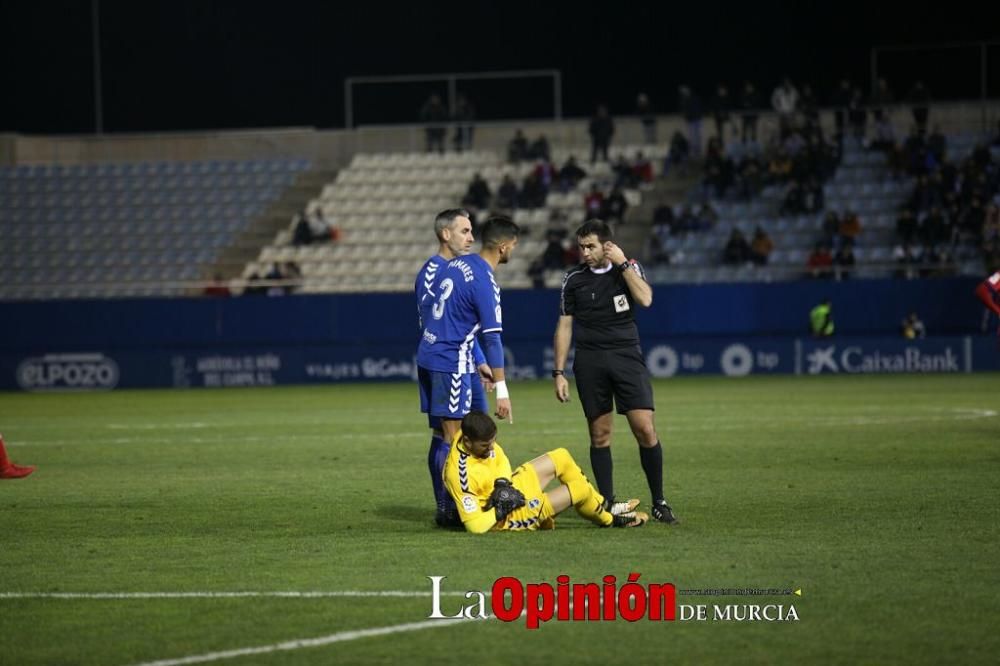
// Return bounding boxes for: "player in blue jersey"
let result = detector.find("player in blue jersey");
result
[415,209,495,526]
[417,215,520,461]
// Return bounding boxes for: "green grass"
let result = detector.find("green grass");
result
[1,374,999,665]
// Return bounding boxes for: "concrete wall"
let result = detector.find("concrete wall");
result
[4,101,998,169]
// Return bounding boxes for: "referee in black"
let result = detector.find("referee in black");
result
[552,219,678,524]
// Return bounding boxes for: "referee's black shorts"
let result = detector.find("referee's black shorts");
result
[572,346,655,420]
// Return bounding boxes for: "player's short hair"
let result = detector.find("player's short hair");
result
[576,219,614,243]
[434,208,471,241]
[461,410,497,442]
[479,215,520,249]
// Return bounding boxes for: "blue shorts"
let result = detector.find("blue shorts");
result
[419,367,482,427]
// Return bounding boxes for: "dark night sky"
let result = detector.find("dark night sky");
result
[2,1,998,134]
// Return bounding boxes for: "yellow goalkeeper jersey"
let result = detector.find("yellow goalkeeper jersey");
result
[442,432,513,533]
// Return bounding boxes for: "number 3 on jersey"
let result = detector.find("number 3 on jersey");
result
[431,278,455,320]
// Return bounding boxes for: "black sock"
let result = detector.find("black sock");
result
[639,442,664,503]
[589,446,614,501]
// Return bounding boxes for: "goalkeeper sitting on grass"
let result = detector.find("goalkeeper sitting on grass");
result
[443,411,648,533]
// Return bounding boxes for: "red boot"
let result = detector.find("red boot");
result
[0,434,35,479]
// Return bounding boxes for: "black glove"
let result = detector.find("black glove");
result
[486,478,526,521]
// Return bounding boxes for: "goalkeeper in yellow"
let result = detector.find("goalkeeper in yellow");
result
[443,411,649,532]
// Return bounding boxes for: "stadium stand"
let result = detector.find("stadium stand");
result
[0,159,311,299]
[244,145,664,293]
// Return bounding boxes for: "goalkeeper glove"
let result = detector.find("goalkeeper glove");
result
[486,478,526,521]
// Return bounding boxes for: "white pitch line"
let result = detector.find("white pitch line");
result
[0,590,473,600]
[129,616,476,666]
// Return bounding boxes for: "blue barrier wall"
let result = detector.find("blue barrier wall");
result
[1,278,996,390]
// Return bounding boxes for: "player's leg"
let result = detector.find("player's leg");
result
[0,434,34,479]
[419,368,472,525]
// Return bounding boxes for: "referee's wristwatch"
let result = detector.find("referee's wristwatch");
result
[551,369,565,378]
[618,260,632,272]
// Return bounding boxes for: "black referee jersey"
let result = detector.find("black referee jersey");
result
[559,261,646,350]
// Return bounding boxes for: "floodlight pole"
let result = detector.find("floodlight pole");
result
[91,0,104,134]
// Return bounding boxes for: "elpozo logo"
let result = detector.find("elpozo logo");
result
[16,353,120,391]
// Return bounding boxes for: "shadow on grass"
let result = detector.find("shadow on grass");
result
[375,504,435,524]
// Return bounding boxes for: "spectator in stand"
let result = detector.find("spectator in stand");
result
[612,155,639,189]
[647,231,671,266]
[749,226,774,265]
[636,93,656,144]
[907,81,931,135]
[541,229,570,270]
[703,138,733,198]
[292,210,314,246]
[834,242,856,280]
[243,271,267,296]
[711,84,731,145]
[984,202,1000,244]
[519,172,547,210]
[508,130,529,163]
[798,84,820,130]
[452,94,476,152]
[927,126,947,164]
[558,156,587,191]
[534,159,557,190]
[893,242,920,279]
[664,130,691,175]
[584,183,605,218]
[832,78,852,140]
[496,175,519,210]
[739,81,760,142]
[676,205,700,233]
[768,149,793,183]
[604,187,628,224]
[896,207,918,244]
[871,113,897,152]
[652,204,676,241]
[527,258,545,289]
[822,211,841,246]
[698,202,720,231]
[420,94,448,154]
[771,77,799,139]
[848,88,867,141]
[632,151,654,184]
[529,135,552,162]
[870,78,894,122]
[722,228,751,265]
[738,151,765,200]
[589,105,615,163]
[922,206,948,245]
[203,274,231,297]
[779,180,806,216]
[803,177,825,213]
[678,86,703,157]
[292,207,336,245]
[838,210,862,246]
[806,242,834,279]
[462,173,492,211]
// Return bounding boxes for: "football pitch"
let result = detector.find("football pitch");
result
[1,373,998,665]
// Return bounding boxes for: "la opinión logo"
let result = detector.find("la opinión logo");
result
[427,574,675,629]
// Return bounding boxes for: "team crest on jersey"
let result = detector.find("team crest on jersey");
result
[613,294,630,313]
[462,495,478,513]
